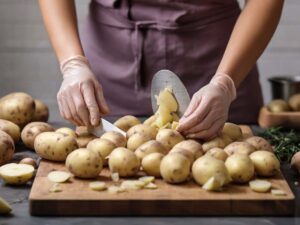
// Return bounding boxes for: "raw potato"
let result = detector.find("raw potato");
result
[249,179,272,193]
[153,105,173,128]
[89,181,107,191]
[225,154,255,183]
[21,122,54,149]
[101,131,127,147]
[135,140,167,161]
[202,174,227,191]
[250,150,280,177]
[192,155,230,186]
[221,122,242,141]
[127,133,152,151]
[156,88,178,112]
[87,138,116,165]
[224,141,255,156]
[268,99,290,113]
[173,140,203,159]
[220,134,233,146]
[141,152,164,177]
[108,147,140,177]
[56,127,77,138]
[291,151,300,173]
[202,137,226,153]
[0,119,20,143]
[32,99,49,122]
[245,136,273,152]
[108,185,126,194]
[0,92,35,126]
[76,134,97,148]
[0,130,15,166]
[271,189,286,196]
[121,180,145,190]
[169,147,195,164]
[19,157,37,168]
[160,153,191,183]
[206,147,228,161]
[75,126,90,136]
[49,183,62,193]
[0,197,12,215]
[144,182,157,189]
[34,132,78,161]
[114,115,141,132]
[171,121,179,130]
[143,115,157,126]
[48,171,71,183]
[66,148,103,178]
[288,94,300,111]
[0,163,34,185]
[127,124,157,139]
[156,129,184,151]
[139,176,155,185]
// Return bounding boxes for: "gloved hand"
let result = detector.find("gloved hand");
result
[177,73,236,140]
[57,55,109,126]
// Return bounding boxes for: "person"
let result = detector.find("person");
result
[39,0,283,140]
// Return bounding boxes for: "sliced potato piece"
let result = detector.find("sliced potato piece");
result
[89,181,107,191]
[202,176,223,192]
[0,197,12,215]
[111,172,120,182]
[154,105,173,128]
[144,182,157,189]
[47,171,71,183]
[157,88,178,112]
[108,185,126,194]
[0,163,34,185]
[271,189,286,196]
[49,183,62,193]
[121,180,145,190]
[249,179,272,193]
[139,176,155,185]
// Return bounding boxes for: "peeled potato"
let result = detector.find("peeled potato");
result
[47,171,71,183]
[157,88,178,112]
[0,163,34,185]
[249,179,272,193]
[154,105,173,128]
[143,115,157,126]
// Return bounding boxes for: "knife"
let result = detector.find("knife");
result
[151,69,191,117]
[90,118,126,137]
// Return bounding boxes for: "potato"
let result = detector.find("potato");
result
[156,88,178,112]
[76,134,97,148]
[127,133,152,151]
[224,141,255,156]
[268,99,290,113]
[250,151,280,177]
[192,155,230,186]
[108,147,140,177]
[19,157,37,168]
[143,115,157,126]
[160,153,191,183]
[101,131,127,147]
[75,126,90,136]
[220,134,233,146]
[127,124,157,139]
[206,147,228,161]
[153,105,173,128]
[0,163,34,185]
[172,113,180,122]
[34,132,78,161]
[225,154,255,183]
[47,171,71,183]
[288,94,300,111]
[0,119,20,143]
[202,137,226,153]
[114,115,141,132]
[56,127,77,138]
[0,130,15,166]
[87,138,116,165]
[89,181,107,191]
[271,189,286,196]
[0,92,35,126]
[169,147,195,164]
[249,179,272,193]
[245,136,273,152]
[66,148,103,178]
[173,140,203,159]
[135,140,167,161]
[291,151,300,173]
[221,122,242,141]
[141,152,164,177]
[171,121,179,130]
[31,99,49,122]
[21,122,54,149]
[0,197,12,215]
[202,173,227,191]
[156,129,184,151]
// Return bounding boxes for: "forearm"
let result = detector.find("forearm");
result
[38,0,84,62]
[217,0,284,87]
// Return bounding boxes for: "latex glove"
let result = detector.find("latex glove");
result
[57,55,109,126]
[177,73,236,140]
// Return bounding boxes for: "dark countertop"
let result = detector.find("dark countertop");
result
[1,122,300,225]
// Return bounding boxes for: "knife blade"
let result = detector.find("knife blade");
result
[151,69,191,117]
[90,118,126,137]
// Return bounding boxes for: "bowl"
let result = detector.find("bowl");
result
[269,76,300,100]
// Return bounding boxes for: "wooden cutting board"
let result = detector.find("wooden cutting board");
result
[29,126,295,216]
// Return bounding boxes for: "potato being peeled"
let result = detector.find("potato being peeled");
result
[0,119,20,143]
[250,151,280,177]
[114,115,141,132]
[0,92,35,126]
[87,138,116,165]
[156,129,184,151]
[31,99,49,122]
[0,130,15,166]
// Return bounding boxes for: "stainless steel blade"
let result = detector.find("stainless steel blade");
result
[151,70,191,117]
[90,118,126,137]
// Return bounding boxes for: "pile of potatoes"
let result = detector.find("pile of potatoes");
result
[267,94,300,113]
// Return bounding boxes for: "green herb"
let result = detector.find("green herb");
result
[259,127,300,163]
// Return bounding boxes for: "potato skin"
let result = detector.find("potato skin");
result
[141,152,164,177]
[34,132,78,161]
[156,129,184,151]
[21,122,54,149]
[127,133,152,152]
[135,140,167,161]
[56,127,77,138]
[291,151,300,173]
[114,115,141,132]
[169,147,195,165]
[0,92,35,126]
[202,137,226,153]
[127,124,157,139]
[288,94,300,111]
[0,119,21,143]
[221,123,242,141]
[76,134,97,148]
[108,147,140,177]
[250,151,280,177]
[268,99,290,113]
[206,147,228,161]
[0,130,15,166]
[245,136,273,152]
[66,148,103,178]
[101,131,127,148]
[31,99,49,122]
[173,140,203,159]
[224,141,255,156]
[87,138,116,165]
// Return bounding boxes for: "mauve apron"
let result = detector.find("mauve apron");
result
[81,0,263,124]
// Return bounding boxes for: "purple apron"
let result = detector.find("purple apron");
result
[81,0,263,124]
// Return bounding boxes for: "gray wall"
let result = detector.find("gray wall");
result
[0,0,299,122]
